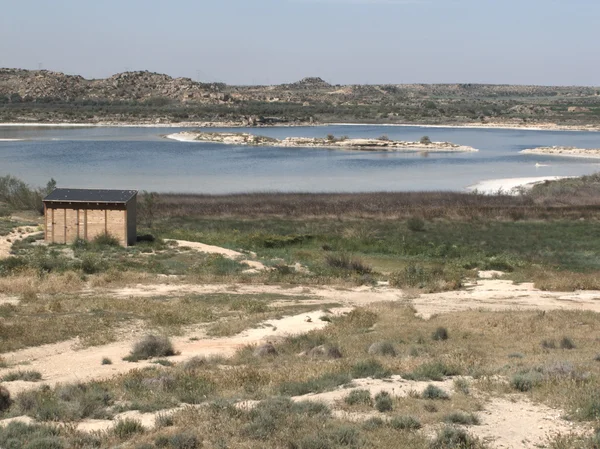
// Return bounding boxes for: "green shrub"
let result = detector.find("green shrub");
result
[2,370,42,382]
[430,426,482,449]
[155,413,174,428]
[432,327,449,341]
[511,371,544,392]
[362,417,385,431]
[101,357,112,365]
[92,233,120,247]
[420,136,432,145]
[279,372,351,396]
[453,378,470,395]
[560,337,576,349]
[0,385,10,412]
[344,389,372,406]
[169,432,200,449]
[422,385,450,400]
[325,253,372,275]
[124,335,175,362]
[351,359,390,379]
[367,341,397,357]
[374,391,393,412]
[113,418,144,439]
[405,362,460,381]
[23,436,66,449]
[389,415,422,430]
[407,217,426,232]
[444,412,480,425]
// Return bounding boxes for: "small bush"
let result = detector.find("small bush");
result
[444,412,480,425]
[405,362,460,381]
[422,385,450,400]
[2,370,42,382]
[155,413,174,428]
[101,357,112,365]
[420,135,432,145]
[325,253,372,275]
[453,378,470,395]
[430,426,482,449]
[559,337,576,349]
[374,391,393,412]
[351,360,390,379]
[595,354,600,362]
[124,335,175,362]
[344,389,372,406]
[367,341,396,357]
[541,339,556,349]
[362,417,385,431]
[407,217,426,232]
[432,327,449,341]
[113,418,145,439]
[92,233,120,247]
[169,432,200,449]
[511,371,544,392]
[389,415,422,430]
[0,385,11,412]
[279,372,351,396]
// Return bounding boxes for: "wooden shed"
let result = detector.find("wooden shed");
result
[43,189,137,247]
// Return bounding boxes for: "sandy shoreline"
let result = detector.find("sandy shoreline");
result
[1,121,599,132]
[466,176,574,195]
[165,131,478,153]
[521,147,600,159]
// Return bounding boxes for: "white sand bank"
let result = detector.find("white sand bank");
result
[466,176,575,195]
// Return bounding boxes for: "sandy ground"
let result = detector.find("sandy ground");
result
[0,307,350,397]
[0,226,40,259]
[466,176,575,195]
[171,239,265,270]
[521,147,600,159]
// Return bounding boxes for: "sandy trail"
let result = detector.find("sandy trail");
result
[0,226,40,259]
[171,239,266,270]
[0,307,350,396]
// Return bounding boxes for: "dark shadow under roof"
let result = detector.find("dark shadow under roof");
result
[43,189,137,204]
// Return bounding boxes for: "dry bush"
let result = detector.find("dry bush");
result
[124,335,176,362]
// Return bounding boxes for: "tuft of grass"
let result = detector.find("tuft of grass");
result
[430,426,483,449]
[444,412,480,425]
[422,384,450,400]
[432,327,449,341]
[101,357,112,365]
[167,432,200,449]
[407,217,426,232]
[511,371,544,392]
[559,337,576,349]
[389,415,422,430]
[154,413,174,428]
[92,233,120,247]
[351,359,390,379]
[541,339,556,349]
[362,417,385,431]
[367,341,397,357]
[124,335,175,362]
[0,385,11,412]
[113,418,145,439]
[453,378,470,395]
[325,253,372,275]
[404,362,460,381]
[278,372,351,396]
[2,370,42,382]
[374,391,393,412]
[344,389,372,406]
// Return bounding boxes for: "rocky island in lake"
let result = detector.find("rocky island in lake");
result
[521,146,600,158]
[165,131,478,153]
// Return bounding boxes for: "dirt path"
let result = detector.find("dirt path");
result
[171,239,266,270]
[0,307,350,396]
[0,226,39,259]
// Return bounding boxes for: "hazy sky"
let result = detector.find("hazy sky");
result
[1,0,598,86]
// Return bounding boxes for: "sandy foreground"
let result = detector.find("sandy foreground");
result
[466,176,575,195]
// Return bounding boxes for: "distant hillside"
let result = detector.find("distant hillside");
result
[1,68,599,127]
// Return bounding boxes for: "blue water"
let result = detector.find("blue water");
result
[1,125,600,193]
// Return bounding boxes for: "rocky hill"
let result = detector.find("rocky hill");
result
[1,68,599,127]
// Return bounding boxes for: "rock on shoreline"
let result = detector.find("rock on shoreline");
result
[521,146,600,158]
[165,131,478,153]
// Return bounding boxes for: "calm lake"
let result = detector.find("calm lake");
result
[1,124,600,193]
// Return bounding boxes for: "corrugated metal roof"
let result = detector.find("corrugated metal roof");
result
[43,188,137,204]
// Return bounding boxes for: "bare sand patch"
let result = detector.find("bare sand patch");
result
[171,239,266,270]
[0,226,40,259]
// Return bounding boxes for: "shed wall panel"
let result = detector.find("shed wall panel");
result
[86,209,106,241]
[107,210,126,245]
[65,208,79,242]
[53,208,66,244]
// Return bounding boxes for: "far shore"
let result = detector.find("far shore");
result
[521,146,600,159]
[1,120,600,132]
